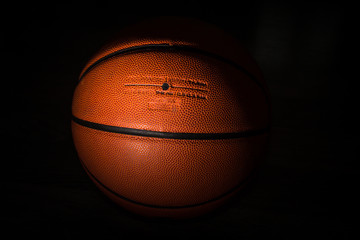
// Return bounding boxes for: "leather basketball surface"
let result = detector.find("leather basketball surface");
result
[72,17,270,218]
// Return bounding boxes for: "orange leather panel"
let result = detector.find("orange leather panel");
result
[73,51,268,134]
[72,122,268,207]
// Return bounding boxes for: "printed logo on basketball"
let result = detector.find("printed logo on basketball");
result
[124,76,209,100]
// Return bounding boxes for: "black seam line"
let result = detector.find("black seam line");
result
[79,43,171,82]
[124,83,162,87]
[72,115,270,140]
[80,154,253,209]
[77,43,267,99]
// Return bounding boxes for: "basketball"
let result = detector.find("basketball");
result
[71,17,270,218]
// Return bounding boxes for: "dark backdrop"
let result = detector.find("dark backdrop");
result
[3,2,355,239]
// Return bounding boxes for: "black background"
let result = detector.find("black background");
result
[2,1,356,239]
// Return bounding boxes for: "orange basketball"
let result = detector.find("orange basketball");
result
[72,17,270,218]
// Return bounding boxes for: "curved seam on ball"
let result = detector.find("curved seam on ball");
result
[79,156,254,209]
[72,115,270,140]
[77,44,269,101]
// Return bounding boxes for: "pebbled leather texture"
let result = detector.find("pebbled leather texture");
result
[72,17,270,218]
[73,50,269,134]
